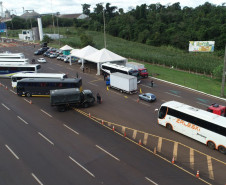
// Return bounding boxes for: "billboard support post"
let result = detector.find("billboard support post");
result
[221,45,226,97]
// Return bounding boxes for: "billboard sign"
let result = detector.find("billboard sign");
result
[189,41,215,52]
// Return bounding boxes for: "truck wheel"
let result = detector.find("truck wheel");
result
[83,103,89,108]
[58,106,66,112]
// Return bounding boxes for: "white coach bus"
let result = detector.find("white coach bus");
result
[11,72,68,87]
[157,101,226,154]
[0,53,25,59]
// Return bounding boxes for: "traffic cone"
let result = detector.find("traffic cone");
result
[112,126,115,131]
[89,113,91,118]
[138,139,142,145]
[29,100,32,104]
[196,170,199,178]
[172,157,175,164]
[5,86,8,90]
[140,88,142,93]
[124,131,126,137]
[101,120,104,125]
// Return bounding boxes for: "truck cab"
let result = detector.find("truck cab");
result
[138,68,148,78]
[207,103,226,117]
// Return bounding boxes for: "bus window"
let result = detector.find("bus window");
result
[159,106,167,119]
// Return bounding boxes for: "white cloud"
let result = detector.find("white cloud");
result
[2,0,225,15]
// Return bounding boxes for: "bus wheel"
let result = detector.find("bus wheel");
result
[207,141,215,150]
[166,123,172,130]
[218,146,226,154]
[26,92,31,97]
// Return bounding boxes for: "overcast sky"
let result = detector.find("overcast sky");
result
[2,0,226,15]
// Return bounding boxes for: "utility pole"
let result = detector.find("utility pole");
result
[103,6,106,48]
[221,45,226,97]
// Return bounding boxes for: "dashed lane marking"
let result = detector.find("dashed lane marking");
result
[96,145,120,161]
[63,124,79,135]
[5,145,19,159]
[165,92,181,98]
[40,109,52,118]
[1,103,10,110]
[69,156,95,178]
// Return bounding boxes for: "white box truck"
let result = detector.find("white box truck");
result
[109,72,137,94]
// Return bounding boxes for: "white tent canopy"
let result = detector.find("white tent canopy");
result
[84,48,127,75]
[60,45,73,51]
[70,49,80,54]
[84,48,126,63]
[71,45,99,58]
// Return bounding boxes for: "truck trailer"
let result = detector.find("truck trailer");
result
[109,72,137,94]
[50,88,95,112]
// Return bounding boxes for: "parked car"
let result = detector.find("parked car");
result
[60,55,67,61]
[64,56,78,63]
[49,53,58,58]
[37,58,47,63]
[57,55,63,60]
[43,51,51,57]
[34,47,49,55]
[138,93,156,102]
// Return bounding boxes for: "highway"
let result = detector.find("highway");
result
[0,81,207,185]
[0,42,225,184]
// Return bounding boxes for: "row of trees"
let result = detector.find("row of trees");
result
[79,2,225,53]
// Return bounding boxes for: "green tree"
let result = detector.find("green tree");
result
[82,4,91,15]
[80,33,94,47]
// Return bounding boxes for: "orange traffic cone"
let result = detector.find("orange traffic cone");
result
[5,86,8,90]
[196,170,200,178]
[101,120,104,125]
[89,113,91,118]
[172,157,175,164]
[124,131,126,137]
[112,126,115,131]
[29,100,32,104]
[138,139,142,145]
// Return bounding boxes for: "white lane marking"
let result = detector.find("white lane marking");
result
[10,89,17,94]
[48,67,54,70]
[145,177,159,185]
[31,173,44,185]
[23,98,30,103]
[40,109,52,118]
[165,92,181,98]
[69,156,95,178]
[88,82,98,87]
[196,102,209,107]
[96,145,120,161]
[1,103,10,110]
[17,116,28,125]
[38,132,54,145]
[5,145,19,159]
[140,84,153,89]
[63,124,79,135]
